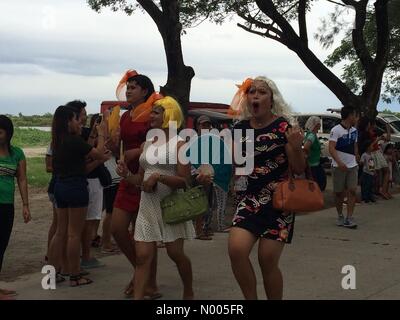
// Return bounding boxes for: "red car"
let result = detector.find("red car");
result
[100,101,233,129]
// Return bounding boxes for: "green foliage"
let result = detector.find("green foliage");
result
[26,157,51,188]
[379,108,400,118]
[323,0,400,103]
[6,113,53,127]
[12,128,51,148]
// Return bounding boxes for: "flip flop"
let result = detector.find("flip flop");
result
[101,247,120,254]
[144,292,163,300]
[0,294,16,300]
[124,280,134,297]
[0,289,18,297]
[70,275,93,287]
[195,234,212,240]
[56,273,66,284]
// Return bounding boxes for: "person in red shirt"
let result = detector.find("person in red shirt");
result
[111,71,162,299]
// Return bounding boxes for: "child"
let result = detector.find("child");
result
[383,143,395,192]
[360,140,377,203]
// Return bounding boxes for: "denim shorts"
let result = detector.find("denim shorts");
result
[54,176,89,209]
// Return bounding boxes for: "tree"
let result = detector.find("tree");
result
[324,0,400,105]
[87,0,203,113]
[204,0,391,119]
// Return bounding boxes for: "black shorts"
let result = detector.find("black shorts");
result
[233,192,295,244]
[103,184,119,214]
[54,176,89,209]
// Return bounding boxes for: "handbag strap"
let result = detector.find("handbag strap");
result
[287,163,316,192]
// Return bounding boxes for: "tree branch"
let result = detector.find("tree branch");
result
[282,1,299,16]
[253,0,358,106]
[374,0,389,66]
[237,23,283,43]
[236,11,283,38]
[326,0,346,6]
[136,0,163,26]
[298,0,308,45]
[346,0,374,74]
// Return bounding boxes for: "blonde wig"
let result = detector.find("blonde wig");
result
[153,96,184,129]
[229,76,295,124]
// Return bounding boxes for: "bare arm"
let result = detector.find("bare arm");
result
[355,141,360,163]
[285,144,306,175]
[45,155,53,173]
[143,141,189,192]
[16,159,31,223]
[303,140,312,156]
[117,142,145,187]
[386,123,391,142]
[87,119,108,160]
[329,141,347,171]
[285,127,306,175]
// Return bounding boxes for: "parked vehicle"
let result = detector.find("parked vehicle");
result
[326,108,400,148]
[294,112,341,160]
[100,101,232,129]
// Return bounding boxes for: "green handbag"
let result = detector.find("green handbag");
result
[161,185,208,225]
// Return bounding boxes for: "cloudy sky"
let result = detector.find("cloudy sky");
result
[1,0,398,115]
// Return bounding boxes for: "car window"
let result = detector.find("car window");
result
[390,120,400,132]
[296,116,307,130]
[375,118,394,134]
[322,117,340,134]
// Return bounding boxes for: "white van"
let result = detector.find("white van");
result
[295,110,400,163]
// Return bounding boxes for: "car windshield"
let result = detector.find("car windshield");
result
[390,120,400,132]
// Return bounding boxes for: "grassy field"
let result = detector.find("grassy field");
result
[26,157,51,188]
[12,128,51,148]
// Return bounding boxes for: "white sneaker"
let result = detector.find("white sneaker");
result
[343,217,358,229]
[336,215,345,226]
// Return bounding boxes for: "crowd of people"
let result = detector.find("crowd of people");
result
[0,71,399,300]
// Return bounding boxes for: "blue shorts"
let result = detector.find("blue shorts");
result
[54,176,89,209]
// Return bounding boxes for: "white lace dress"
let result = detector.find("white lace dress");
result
[134,137,196,243]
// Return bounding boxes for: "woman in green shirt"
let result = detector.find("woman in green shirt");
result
[303,116,326,191]
[0,115,31,300]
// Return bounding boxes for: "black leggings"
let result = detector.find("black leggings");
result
[0,203,14,272]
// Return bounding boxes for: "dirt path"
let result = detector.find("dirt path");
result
[22,147,47,158]
[1,175,381,282]
[1,187,120,282]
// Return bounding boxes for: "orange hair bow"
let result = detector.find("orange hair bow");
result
[228,78,253,116]
[116,69,139,101]
[130,92,164,123]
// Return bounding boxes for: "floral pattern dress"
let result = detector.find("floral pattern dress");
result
[232,117,295,243]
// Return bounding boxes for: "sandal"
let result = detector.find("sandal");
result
[0,289,18,297]
[56,273,66,284]
[124,280,134,297]
[91,235,102,248]
[195,234,212,241]
[144,292,163,300]
[70,275,93,287]
[101,247,120,254]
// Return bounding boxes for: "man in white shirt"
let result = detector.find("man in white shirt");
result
[329,106,360,229]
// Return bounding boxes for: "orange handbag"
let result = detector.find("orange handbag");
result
[273,166,324,213]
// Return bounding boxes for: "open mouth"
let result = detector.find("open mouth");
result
[252,102,260,113]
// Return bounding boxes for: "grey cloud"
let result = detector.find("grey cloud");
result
[0,31,166,77]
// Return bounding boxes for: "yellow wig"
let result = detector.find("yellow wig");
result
[153,96,184,129]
